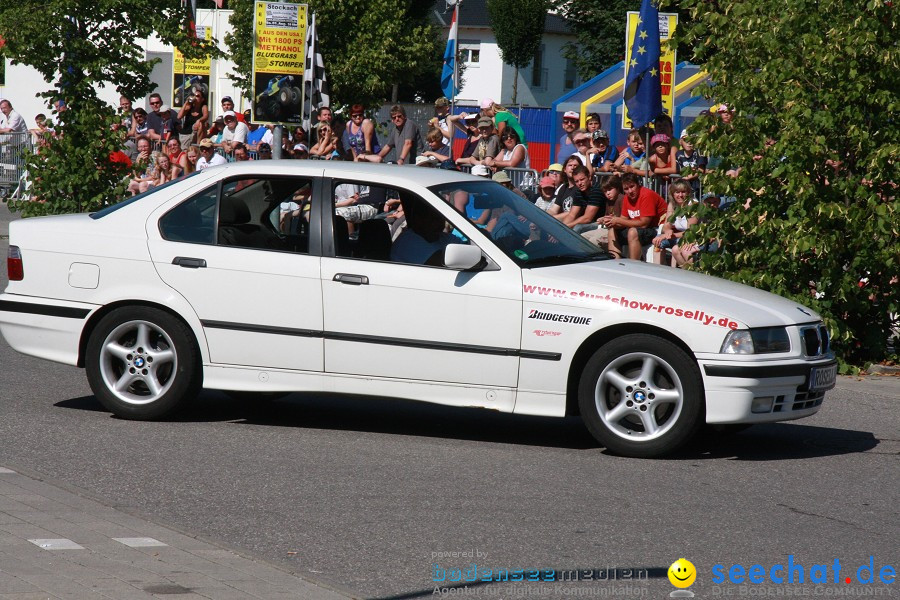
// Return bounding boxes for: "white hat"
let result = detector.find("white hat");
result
[563,111,580,120]
[293,143,308,152]
[159,104,171,113]
[415,155,437,166]
[471,164,490,177]
[223,110,236,119]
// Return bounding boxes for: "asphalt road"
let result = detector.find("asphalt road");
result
[1,203,898,600]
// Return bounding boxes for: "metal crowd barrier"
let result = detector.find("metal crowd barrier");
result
[0,132,35,200]
[502,167,539,192]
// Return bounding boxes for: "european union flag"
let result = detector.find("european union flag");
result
[623,0,663,129]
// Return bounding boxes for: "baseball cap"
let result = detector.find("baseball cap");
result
[592,129,609,140]
[680,129,690,139]
[492,171,511,184]
[258,142,272,152]
[477,116,493,128]
[221,96,234,104]
[223,110,236,119]
[198,138,215,148]
[480,98,495,110]
[716,103,732,113]
[293,143,308,152]
[547,163,563,172]
[471,164,490,177]
[159,104,171,113]
[415,155,438,166]
[563,111,579,120]
[540,176,555,188]
[650,133,671,146]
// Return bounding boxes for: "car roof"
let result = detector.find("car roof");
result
[203,160,485,187]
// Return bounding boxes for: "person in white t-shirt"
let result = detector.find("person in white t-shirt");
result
[220,111,249,154]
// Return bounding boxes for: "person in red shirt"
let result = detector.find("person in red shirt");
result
[599,172,666,259]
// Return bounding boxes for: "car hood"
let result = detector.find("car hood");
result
[522,259,822,329]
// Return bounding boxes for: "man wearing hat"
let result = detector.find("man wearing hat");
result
[558,110,580,160]
[221,110,249,154]
[220,96,245,123]
[429,97,452,146]
[590,129,619,172]
[196,138,227,170]
[492,170,528,200]
[455,116,498,167]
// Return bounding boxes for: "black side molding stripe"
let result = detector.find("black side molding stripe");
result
[0,300,90,319]
[704,361,836,379]
[202,320,321,338]
[200,320,561,361]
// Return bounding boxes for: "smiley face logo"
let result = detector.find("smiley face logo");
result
[668,558,697,588]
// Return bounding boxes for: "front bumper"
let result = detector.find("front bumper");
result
[698,357,837,424]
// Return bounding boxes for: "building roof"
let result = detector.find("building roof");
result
[431,0,573,35]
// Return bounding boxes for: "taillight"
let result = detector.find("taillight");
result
[8,246,23,281]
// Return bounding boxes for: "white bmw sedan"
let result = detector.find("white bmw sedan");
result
[0,162,836,457]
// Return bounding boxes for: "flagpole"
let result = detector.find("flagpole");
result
[452,0,460,114]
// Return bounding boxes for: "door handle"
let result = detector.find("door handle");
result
[172,256,207,269]
[333,273,369,285]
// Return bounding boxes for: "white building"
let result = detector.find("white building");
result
[431,0,581,107]
[0,9,243,130]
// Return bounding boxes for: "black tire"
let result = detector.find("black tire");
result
[85,307,201,420]
[578,334,704,458]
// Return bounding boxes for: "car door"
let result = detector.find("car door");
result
[320,179,523,387]
[147,174,325,371]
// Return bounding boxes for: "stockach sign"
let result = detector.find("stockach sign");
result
[172,26,212,109]
[252,2,307,125]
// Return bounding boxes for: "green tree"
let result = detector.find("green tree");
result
[486,0,548,104]
[552,0,639,81]
[0,0,217,216]
[669,0,899,366]
[225,0,442,108]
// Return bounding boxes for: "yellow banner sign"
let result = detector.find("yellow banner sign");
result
[253,2,307,75]
[174,26,213,76]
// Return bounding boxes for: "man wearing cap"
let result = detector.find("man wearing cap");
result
[429,97,452,146]
[196,138,227,170]
[590,129,619,172]
[492,170,528,199]
[558,110,580,161]
[220,97,245,123]
[532,175,557,212]
[246,118,273,151]
[221,110,249,154]
[456,116,498,167]
[360,105,423,165]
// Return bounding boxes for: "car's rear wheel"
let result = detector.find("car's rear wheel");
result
[578,334,704,458]
[86,307,201,420]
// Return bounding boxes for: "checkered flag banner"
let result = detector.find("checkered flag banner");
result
[302,13,330,132]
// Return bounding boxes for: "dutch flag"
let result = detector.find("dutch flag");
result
[440,3,459,100]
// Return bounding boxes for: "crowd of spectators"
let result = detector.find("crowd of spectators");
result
[3,85,737,267]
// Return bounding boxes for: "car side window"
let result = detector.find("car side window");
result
[332,182,470,267]
[159,186,217,244]
[217,176,313,254]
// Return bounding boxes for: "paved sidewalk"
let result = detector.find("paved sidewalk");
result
[0,466,354,600]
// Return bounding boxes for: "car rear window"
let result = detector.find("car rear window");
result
[90,173,200,219]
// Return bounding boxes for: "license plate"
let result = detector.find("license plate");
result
[809,363,837,391]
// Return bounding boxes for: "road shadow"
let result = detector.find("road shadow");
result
[56,390,880,458]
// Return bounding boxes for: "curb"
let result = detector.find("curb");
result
[865,364,900,375]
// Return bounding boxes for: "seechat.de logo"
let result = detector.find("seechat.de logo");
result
[711,556,896,585]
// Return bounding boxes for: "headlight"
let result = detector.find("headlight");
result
[721,327,790,354]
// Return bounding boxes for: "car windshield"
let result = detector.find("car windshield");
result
[428,181,610,267]
[90,172,201,219]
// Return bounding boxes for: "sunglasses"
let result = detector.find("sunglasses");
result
[391,115,404,121]
[563,118,579,124]
[575,138,589,144]
[351,113,364,118]
[149,101,161,105]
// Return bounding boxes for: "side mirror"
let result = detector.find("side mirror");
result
[444,244,484,270]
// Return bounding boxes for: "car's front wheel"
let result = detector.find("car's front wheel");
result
[85,307,201,420]
[578,334,704,458]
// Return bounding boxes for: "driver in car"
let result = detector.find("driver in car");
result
[390,196,461,265]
